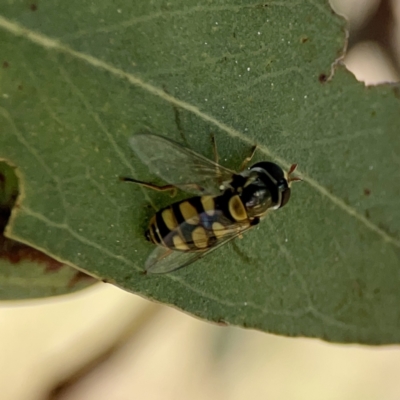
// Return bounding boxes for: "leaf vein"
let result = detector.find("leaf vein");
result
[19,206,383,332]
[0,16,399,250]
[0,106,69,222]
[62,2,301,40]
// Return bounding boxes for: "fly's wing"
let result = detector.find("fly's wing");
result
[145,222,254,274]
[145,246,203,274]
[129,134,236,195]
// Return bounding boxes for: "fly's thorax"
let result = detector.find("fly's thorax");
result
[237,161,291,218]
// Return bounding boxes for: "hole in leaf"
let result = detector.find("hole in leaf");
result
[330,0,400,84]
[0,161,96,299]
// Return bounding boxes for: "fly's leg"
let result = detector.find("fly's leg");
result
[239,144,257,171]
[163,85,188,146]
[210,133,219,164]
[120,177,177,197]
[210,133,257,171]
[210,133,219,181]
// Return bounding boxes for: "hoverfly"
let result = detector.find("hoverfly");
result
[123,133,299,274]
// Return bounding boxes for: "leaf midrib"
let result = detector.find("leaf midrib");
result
[0,14,398,251]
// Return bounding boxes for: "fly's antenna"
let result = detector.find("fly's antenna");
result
[287,164,302,183]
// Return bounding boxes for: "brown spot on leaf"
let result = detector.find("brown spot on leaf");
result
[300,35,309,43]
[30,3,37,11]
[0,236,64,270]
[0,163,96,293]
[318,73,328,83]
[0,236,96,287]
[2,61,9,68]
[0,165,60,272]
[364,188,371,196]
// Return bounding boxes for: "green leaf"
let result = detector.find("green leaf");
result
[0,255,97,300]
[0,161,96,300]
[0,0,399,343]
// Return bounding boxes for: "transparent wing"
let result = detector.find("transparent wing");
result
[145,246,204,274]
[130,134,236,195]
[145,222,254,274]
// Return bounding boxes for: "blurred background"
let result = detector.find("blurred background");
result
[1,0,400,399]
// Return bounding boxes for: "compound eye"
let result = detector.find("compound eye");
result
[280,188,291,207]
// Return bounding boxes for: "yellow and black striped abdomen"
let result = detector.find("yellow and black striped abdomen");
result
[145,192,250,251]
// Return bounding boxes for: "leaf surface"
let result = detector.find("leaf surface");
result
[0,162,96,300]
[0,0,399,342]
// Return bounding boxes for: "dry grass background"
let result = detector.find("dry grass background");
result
[1,0,400,399]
